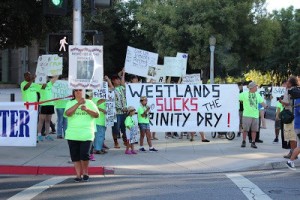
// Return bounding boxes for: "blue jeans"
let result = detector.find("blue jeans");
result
[112,114,127,141]
[56,108,67,137]
[94,125,106,151]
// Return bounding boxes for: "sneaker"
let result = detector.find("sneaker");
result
[241,141,246,148]
[256,139,263,143]
[89,154,95,161]
[202,139,210,142]
[251,142,257,149]
[149,148,158,152]
[273,138,279,143]
[74,177,82,183]
[139,147,146,152]
[283,153,292,159]
[45,135,54,141]
[125,150,133,155]
[82,175,89,182]
[38,135,44,142]
[131,150,138,154]
[286,161,296,170]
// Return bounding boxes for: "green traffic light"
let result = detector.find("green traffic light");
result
[51,0,63,7]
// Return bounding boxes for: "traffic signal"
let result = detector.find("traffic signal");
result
[48,33,71,54]
[94,0,112,8]
[43,0,68,16]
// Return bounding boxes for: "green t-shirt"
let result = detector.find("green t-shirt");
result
[239,91,263,118]
[40,82,54,106]
[125,116,135,129]
[20,81,41,102]
[138,105,150,124]
[92,97,106,126]
[276,101,284,112]
[64,99,99,141]
[54,99,68,109]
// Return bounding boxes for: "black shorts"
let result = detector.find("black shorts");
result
[40,105,55,115]
[68,140,92,162]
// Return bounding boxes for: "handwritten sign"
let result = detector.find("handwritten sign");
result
[125,46,159,78]
[93,82,108,99]
[106,90,116,126]
[126,83,239,132]
[146,65,166,83]
[176,52,188,76]
[164,56,186,77]
[0,102,38,147]
[35,56,48,84]
[45,55,63,76]
[52,80,73,99]
[68,45,103,89]
[182,74,201,84]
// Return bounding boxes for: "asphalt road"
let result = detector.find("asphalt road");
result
[1,169,299,200]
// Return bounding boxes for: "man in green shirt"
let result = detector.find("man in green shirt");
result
[20,72,42,102]
[239,82,268,148]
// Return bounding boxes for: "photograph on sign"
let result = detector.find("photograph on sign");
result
[124,46,159,78]
[68,45,103,89]
[147,65,166,83]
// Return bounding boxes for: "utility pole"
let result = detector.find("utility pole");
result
[73,0,82,45]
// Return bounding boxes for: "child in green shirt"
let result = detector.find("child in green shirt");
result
[125,106,138,154]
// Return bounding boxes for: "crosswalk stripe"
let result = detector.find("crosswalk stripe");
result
[8,176,69,200]
[226,173,272,200]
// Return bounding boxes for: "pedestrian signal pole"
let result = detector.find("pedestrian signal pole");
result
[73,0,82,45]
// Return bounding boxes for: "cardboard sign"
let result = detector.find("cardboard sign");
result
[68,45,103,89]
[106,90,116,126]
[93,82,109,99]
[35,56,48,84]
[125,46,159,78]
[164,56,186,77]
[35,55,63,84]
[126,83,239,132]
[182,74,201,84]
[0,102,38,147]
[52,80,73,99]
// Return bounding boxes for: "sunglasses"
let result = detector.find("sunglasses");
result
[74,89,82,92]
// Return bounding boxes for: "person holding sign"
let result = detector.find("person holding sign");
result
[138,96,158,152]
[21,72,42,103]
[239,82,268,149]
[64,89,99,182]
[124,106,138,154]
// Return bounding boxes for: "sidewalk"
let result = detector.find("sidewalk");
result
[0,118,296,175]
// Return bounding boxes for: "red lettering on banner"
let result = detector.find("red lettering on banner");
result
[155,98,199,112]
[164,98,173,111]
[173,98,181,111]
[191,98,198,111]
[156,98,163,111]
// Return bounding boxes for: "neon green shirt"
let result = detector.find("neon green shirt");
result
[92,98,106,126]
[40,82,54,106]
[138,105,150,124]
[239,91,263,118]
[54,99,68,109]
[64,99,99,141]
[125,115,135,129]
[20,81,41,102]
[276,101,284,112]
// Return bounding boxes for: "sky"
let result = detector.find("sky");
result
[265,0,300,12]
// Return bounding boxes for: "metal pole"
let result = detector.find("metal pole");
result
[73,0,82,45]
[10,93,15,102]
[210,46,215,84]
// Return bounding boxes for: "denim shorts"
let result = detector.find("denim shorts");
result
[138,123,150,131]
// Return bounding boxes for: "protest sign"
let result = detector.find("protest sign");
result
[164,56,186,77]
[93,82,108,99]
[0,102,38,147]
[176,52,188,76]
[146,65,166,83]
[35,56,48,84]
[106,90,116,126]
[68,45,103,89]
[36,55,63,84]
[270,86,286,107]
[126,83,239,132]
[124,46,159,78]
[52,80,73,99]
[182,74,201,84]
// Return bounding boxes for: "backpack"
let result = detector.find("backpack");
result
[280,109,294,124]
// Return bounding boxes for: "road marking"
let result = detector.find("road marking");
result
[8,176,69,200]
[226,173,272,200]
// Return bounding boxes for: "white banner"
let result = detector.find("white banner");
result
[93,82,108,99]
[106,90,116,126]
[0,102,38,147]
[164,56,186,77]
[124,46,159,78]
[52,80,73,99]
[68,45,103,89]
[182,74,201,84]
[126,84,239,132]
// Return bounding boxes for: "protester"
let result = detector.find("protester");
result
[237,82,244,137]
[189,132,210,142]
[111,69,127,148]
[239,81,268,148]
[280,76,298,158]
[64,89,99,182]
[138,96,158,152]
[37,76,58,142]
[124,106,138,154]
[20,72,42,103]
[286,97,300,170]
[274,96,284,143]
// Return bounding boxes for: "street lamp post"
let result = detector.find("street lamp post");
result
[209,36,216,84]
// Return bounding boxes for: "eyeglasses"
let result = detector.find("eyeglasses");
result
[74,89,82,92]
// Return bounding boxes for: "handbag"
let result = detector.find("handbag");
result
[280,109,294,124]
